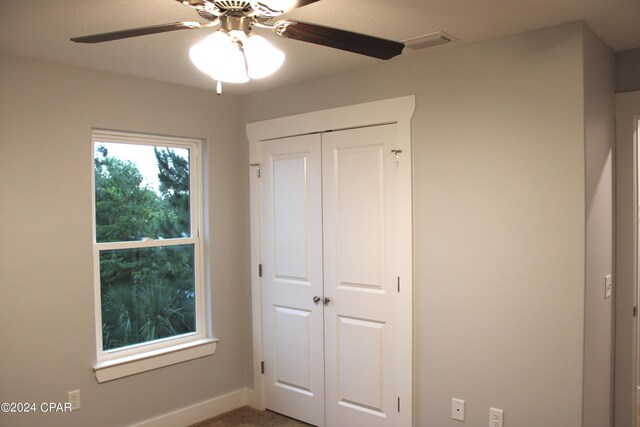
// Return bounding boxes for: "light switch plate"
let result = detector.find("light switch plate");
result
[605,274,612,299]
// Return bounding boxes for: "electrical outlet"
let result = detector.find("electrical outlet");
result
[490,407,503,427]
[68,390,81,411]
[452,398,465,421]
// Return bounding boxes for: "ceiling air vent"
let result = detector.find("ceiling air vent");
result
[403,31,456,51]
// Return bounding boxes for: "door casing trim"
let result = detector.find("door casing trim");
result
[614,91,640,427]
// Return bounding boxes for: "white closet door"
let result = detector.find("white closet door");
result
[261,134,325,427]
[322,124,400,427]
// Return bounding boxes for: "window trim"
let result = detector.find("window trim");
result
[93,338,217,383]
[91,129,213,382]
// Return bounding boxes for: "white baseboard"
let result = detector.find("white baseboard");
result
[131,388,251,427]
[244,388,264,410]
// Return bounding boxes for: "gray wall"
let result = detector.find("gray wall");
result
[0,54,252,427]
[615,48,640,93]
[244,22,595,427]
[582,25,615,427]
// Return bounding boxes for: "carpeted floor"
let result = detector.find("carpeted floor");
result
[188,406,312,427]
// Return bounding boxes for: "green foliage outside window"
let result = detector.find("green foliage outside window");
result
[95,144,196,350]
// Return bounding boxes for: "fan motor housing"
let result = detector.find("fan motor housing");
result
[221,15,252,32]
[213,0,252,11]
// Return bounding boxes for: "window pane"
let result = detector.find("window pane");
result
[100,244,196,351]
[94,142,191,242]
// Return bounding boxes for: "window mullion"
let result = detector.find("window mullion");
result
[96,237,197,251]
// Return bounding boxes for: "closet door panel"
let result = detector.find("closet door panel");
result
[322,124,400,427]
[261,134,325,427]
[336,315,386,413]
[334,145,384,291]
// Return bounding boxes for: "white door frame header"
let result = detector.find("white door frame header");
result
[246,95,416,148]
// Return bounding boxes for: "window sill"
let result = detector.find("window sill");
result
[94,338,218,383]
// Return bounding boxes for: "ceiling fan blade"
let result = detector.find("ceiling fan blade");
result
[283,0,321,11]
[275,20,404,60]
[70,22,202,43]
[255,0,321,13]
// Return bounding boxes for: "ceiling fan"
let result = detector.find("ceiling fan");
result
[70,0,405,92]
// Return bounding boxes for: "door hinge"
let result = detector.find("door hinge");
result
[258,264,263,278]
[634,306,638,317]
[397,397,400,412]
[397,276,400,293]
[261,361,264,374]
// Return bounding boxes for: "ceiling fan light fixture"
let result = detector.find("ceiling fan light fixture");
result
[189,30,284,84]
[189,31,249,83]
[72,0,404,89]
[242,34,285,79]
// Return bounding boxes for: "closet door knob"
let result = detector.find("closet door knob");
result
[313,296,321,305]
[323,297,331,306]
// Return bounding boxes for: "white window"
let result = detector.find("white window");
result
[91,130,215,383]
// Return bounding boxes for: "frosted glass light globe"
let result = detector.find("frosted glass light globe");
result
[189,31,285,84]
[189,32,249,83]
[242,34,285,79]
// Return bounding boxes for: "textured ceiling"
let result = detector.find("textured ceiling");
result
[1,0,639,95]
